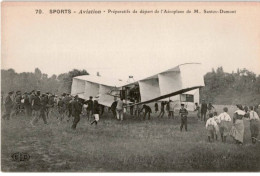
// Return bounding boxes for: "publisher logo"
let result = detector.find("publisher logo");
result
[11,152,30,162]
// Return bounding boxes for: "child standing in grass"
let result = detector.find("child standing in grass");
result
[179,104,188,132]
[213,112,219,140]
[216,107,231,143]
[205,113,219,142]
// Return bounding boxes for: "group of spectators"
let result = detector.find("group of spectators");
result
[205,104,259,145]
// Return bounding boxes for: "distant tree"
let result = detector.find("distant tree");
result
[59,69,89,93]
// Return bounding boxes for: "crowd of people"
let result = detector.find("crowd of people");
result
[1,90,259,144]
[1,90,102,130]
[204,104,259,145]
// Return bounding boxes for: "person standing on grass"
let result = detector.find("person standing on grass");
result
[201,99,207,122]
[168,100,175,119]
[154,102,159,113]
[71,95,82,130]
[206,113,219,142]
[86,96,93,120]
[157,101,166,118]
[23,92,31,117]
[207,102,215,114]
[215,108,231,143]
[116,97,124,121]
[47,94,55,118]
[91,99,100,125]
[57,95,66,122]
[247,106,259,144]
[111,98,117,118]
[134,100,140,119]
[179,104,188,132]
[212,112,219,140]
[39,93,48,125]
[11,91,22,117]
[129,98,134,116]
[230,104,246,145]
[81,101,88,120]
[194,102,200,120]
[30,90,44,127]
[140,104,152,120]
[2,91,14,120]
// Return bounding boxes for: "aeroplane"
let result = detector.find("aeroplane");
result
[71,63,205,110]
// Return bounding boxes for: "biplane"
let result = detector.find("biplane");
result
[71,63,205,110]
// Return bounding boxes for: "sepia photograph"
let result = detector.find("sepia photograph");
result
[1,1,260,172]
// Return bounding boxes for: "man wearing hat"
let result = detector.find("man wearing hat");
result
[179,103,189,132]
[201,99,208,122]
[2,91,14,120]
[71,95,82,129]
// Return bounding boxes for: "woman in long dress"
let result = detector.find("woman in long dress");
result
[230,104,246,145]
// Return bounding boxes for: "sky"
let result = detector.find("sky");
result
[2,2,260,80]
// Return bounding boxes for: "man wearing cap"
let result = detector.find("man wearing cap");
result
[201,99,208,122]
[2,91,14,120]
[86,96,94,120]
[71,95,82,129]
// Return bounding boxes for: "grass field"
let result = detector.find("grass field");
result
[1,107,260,172]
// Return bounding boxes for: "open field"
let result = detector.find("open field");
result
[1,107,260,172]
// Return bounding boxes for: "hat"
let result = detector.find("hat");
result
[181,103,184,106]
[89,96,93,99]
[8,91,14,94]
[62,93,66,96]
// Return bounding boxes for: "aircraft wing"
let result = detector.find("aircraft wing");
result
[125,86,202,107]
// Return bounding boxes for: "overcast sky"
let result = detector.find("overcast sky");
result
[2,2,260,80]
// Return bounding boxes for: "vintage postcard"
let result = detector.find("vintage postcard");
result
[1,1,260,172]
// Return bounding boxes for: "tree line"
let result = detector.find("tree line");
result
[1,68,88,95]
[1,67,260,105]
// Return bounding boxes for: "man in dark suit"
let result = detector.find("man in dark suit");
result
[71,95,82,130]
[201,99,208,122]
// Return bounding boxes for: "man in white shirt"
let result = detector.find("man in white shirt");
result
[215,107,231,143]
